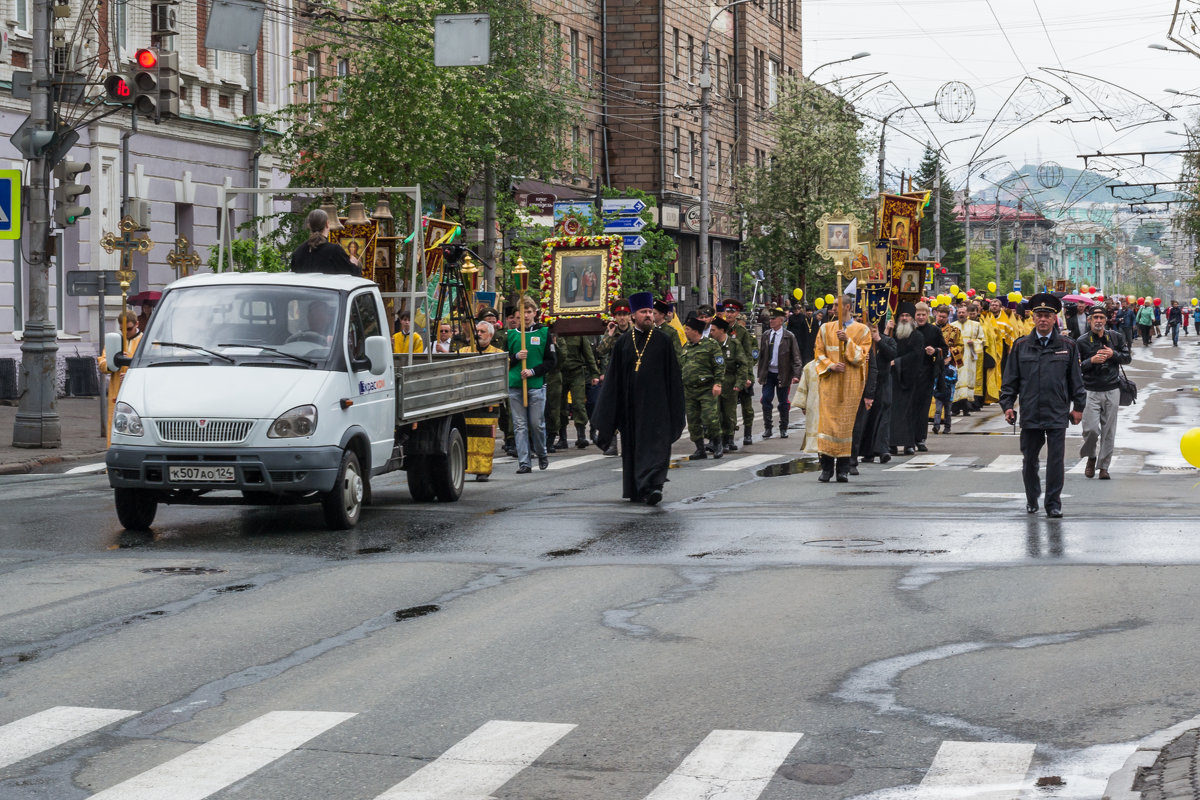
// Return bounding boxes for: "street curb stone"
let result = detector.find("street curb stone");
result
[1104,713,1200,800]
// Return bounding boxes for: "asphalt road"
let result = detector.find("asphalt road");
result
[1,336,1199,799]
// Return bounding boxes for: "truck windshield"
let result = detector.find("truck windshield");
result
[136,285,342,368]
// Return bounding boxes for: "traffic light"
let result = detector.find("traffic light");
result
[53,160,91,227]
[131,47,160,118]
[104,72,135,105]
[157,50,179,120]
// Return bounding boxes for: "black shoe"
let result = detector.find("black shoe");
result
[604,443,618,457]
[474,474,490,482]
[779,430,789,438]
[1026,503,1037,514]
[576,438,588,449]
[903,447,915,455]
[1046,508,1062,518]
[943,423,951,433]
[546,442,557,454]
[818,470,833,483]
[724,436,738,453]
[743,433,753,446]
[836,473,849,482]
[711,438,724,459]
[916,443,928,452]
[689,441,708,461]
[644,488,663,506]
[932,426,940,435]
[504,444,517,458]
[538,455,549,470]
[962,411,971,417]
[861,456,875,463]
[556,436,568,450]
[879,454,891,464]
[705,442,715,453]
[762,429,774,439]
[848,465,859,476]
[517,465,532,474]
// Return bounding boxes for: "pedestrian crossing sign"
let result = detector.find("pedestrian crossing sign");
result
[0,169,22,240]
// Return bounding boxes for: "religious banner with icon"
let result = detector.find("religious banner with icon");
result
[813,211,862,278]
[878,193,924,254]
[540,234,623,335]
[329,221,377,280]
[422,216,460,278]
[856,282,892,326]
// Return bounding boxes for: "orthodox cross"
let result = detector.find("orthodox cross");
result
[100,215,155,319]
[166,235,201,279]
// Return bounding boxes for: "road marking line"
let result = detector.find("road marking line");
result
[702,454,779,472]
[0,706,136,770]
[642,729,802,800]
[885,453,951,471]
[920,740,1035,798]
[373,720,575,799]
[1068,455,1139,474]
[545,454,608,471]
[90,710,356,800]
[978,454,1024,473]
[64,462,107,475]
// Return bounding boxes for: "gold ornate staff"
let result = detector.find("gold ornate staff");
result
[513,256,530,407]
[100,216,155,350]
[166,235,201,279]
[460,254,480,353]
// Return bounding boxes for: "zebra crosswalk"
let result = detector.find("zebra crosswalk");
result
[0,705,1061,799]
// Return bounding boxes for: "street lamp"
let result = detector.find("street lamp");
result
[1166,87,1200,100]
[698,0,753,306]
[876,100,935,196]
[806,51,869,78]
[1150,43,1191,53]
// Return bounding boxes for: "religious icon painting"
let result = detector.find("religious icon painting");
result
[422,216,459,278]
[864,240,890,284]
[813,211,861,274]
[878,193,924,254]
[329,221,377,280]
[539,234,624,335]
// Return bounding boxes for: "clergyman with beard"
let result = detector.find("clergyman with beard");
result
[887,303,926,456]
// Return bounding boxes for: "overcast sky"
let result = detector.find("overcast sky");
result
[802,0,1197,201]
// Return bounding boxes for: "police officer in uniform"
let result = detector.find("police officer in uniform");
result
[710,316,750,452]
[999,292,1086,518]
[722,299,758,446]
[680,317,725,459]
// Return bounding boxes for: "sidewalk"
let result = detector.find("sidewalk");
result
[0,397,110,475]
[1105,715,1200,800]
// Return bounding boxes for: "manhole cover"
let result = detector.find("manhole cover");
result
[803,538,884,549]
[138,567,226,575]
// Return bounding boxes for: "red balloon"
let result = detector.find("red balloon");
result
[1154,298,1162,307]
[1095,294,1104,301]
[967,288,976,297]
[1137,297,1146,305]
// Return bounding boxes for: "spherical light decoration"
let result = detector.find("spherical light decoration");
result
[1037,161,1064,189]
[935,81,975,123]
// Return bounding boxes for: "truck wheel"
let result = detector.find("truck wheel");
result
[405,455,437,502]
[114,488,157,531]
[431,427,466,502]
[322,449,363,529]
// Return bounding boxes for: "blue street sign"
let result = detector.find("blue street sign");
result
[622,235,646,251]
[601,197,646,215]
[0,169,22,240]
[1013,279,1022,291]
[553,200,593,221]
[603,215,647,233]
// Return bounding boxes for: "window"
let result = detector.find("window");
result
[570,29,580,79]
[307,53,319,104]
[15,0,28,31]
[754,49,765,107]
[714,141,722,185]
[787,0,797,29]
[673,127,681,176]
[768,59,780,107]
[688,35,695,80]
[726,54,736,97]
[689,131,696,177]
[714,49,721,95]
[673,28,680,76]
[586,35,594,82]
[589,129,597,174]
[116,0,127,49]
[983,228,995,240]
[572,126,581,173]
[768,0,781,21]
[728,142,735,183]
[336,58,349,104]
[349,292,382,364]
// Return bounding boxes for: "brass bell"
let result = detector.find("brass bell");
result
[344,192,371,226]
[371,192,394,222]
[319,193,343,233]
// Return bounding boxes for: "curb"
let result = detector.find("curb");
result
[1104,713,1200,800]
[0,450,106,476]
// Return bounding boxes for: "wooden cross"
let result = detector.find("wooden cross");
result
[100,215,155,320]
[166,235,201,279]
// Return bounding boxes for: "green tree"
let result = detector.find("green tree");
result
[263,0,581,223]
[912,144,964,271]
[737,79,873,300]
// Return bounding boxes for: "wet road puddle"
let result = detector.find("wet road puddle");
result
[756,458,822,477]
[394,604,439,621]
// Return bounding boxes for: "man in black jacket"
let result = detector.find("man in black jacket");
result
[289,209,360,276]
[1076,305,1131,479]
[1000,293,1087,518]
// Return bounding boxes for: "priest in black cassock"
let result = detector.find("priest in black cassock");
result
[593,291,686,506]
[909,301,948,451]
[888,303,926,455]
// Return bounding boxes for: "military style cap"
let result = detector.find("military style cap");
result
[721,298,744,312]
[770,307,787,318]
[611,298,631,313]
[711,316,730,331]
[1028,292,1062,313]
[629,292,655,312]
[653,300,671,314]
[685,317,706,333]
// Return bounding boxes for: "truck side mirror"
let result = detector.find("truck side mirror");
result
[364,335,389,376]
[103,332,128,372]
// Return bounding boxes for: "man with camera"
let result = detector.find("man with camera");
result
[1076,305,1131,480]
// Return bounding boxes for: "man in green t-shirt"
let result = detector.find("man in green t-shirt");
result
[504,296,557,473]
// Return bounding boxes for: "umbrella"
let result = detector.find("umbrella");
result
[129,291,162,305]
[1060,294,1095,306]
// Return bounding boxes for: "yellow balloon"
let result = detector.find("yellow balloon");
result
[792,288,804,301]
[1182,428,1200,468]
[1192,298,1198,306]
[825,293,835,305]
[1080,283,1089,291]
[949,284,960,295]
[814,297,825,310]
[987,281,997,293]
[958,292,968,301]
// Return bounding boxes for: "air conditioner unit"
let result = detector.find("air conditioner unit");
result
[129,199,152,231]
[152,3,179,35]
[735,84,744,98]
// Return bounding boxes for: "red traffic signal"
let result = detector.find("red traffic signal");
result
[104,73,135,104]
[136,48,158,69]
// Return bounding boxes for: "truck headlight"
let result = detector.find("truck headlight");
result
[112,402,144,437]
[268,405,318,438]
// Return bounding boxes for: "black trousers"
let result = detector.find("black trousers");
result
[1021,427,1066,512]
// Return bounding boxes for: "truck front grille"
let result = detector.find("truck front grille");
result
[155,419,253,444]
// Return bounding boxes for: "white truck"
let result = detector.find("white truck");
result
[103,271,508,531]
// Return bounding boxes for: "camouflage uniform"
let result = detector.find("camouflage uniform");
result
[715,333,751,448]
[543,358,566,451]
[680,336,725,458]
[730,322,758,444]
[558,335,600,446]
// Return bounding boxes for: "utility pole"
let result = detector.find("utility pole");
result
[994,186,1001,288]
[12,0,60,448]
[964,174,971,290]
[934,160,941,263]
